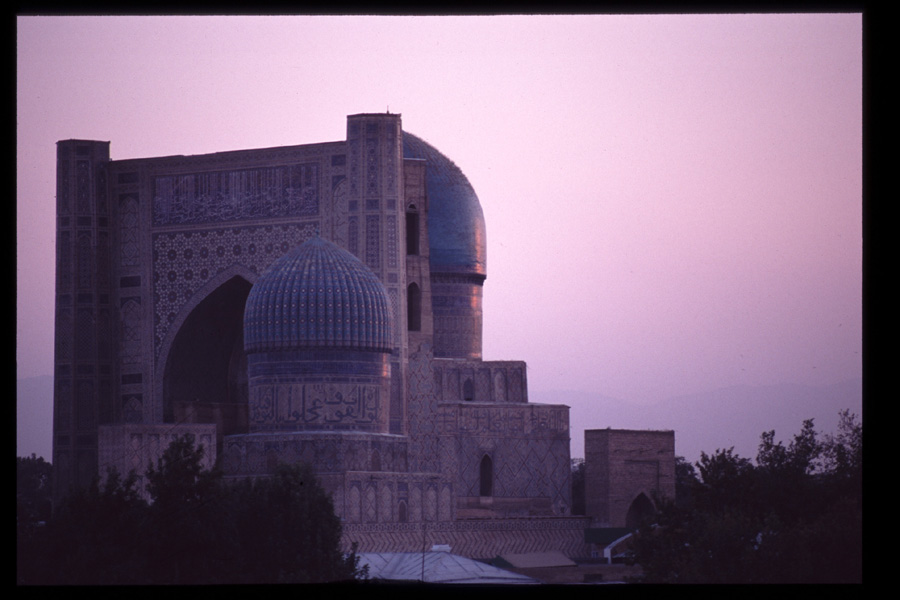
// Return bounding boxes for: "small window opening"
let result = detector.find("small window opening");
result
[407,283,421,331]
[406,209,420,255]
[480,455,493,497]
[463,379,474,402]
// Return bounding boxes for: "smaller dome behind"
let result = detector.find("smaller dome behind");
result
[244,236,393,353]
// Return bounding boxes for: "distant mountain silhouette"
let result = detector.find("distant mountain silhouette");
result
[534,378,862,464]
[17,375,54,460]
[18,374,862,468]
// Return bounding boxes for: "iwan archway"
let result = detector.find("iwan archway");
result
[161,273,254,450]
[625,492,656,529]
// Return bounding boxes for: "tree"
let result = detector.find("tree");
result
[18,435,365,585]
[19,468,149,585]
[632,412,863,584]
[144,433,226,584]
[142,435,363,584]
[673,456,700,509]
[146,433,220,510]
[695,447,755,511]
[821,409,863,482]
[227,464,364,583]
[570,458,586,515]
[17,454,53,525]
[756,418,820,477]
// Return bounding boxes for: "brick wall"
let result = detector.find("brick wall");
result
[584,429,675,528]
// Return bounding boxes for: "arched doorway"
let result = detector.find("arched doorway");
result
[163,276,252,448]
[479,454,493,497]
[625,492,656,529]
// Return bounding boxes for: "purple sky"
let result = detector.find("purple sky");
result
[17,15,862,459]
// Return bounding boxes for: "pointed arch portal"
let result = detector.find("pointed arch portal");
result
[163,276,252,442]
[625,492,656,529]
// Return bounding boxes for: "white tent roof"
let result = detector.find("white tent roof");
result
[497,551,577,569]
[357,551,538,584]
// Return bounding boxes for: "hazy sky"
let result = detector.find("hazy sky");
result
[17,15,862,458]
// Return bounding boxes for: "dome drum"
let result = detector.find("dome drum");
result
[246,348,391,434]
[246,374,391,434]
[246,349,391,379]
[430,274,484,360]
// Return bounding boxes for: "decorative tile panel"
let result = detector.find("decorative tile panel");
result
[365,138,380,197]
[365,215,380,271]
[152,164,318,226]
[151,222,317,359]
[119,194,140,267]
[76,160,90,213]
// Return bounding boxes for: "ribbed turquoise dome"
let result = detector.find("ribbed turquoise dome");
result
[244,236,392,353]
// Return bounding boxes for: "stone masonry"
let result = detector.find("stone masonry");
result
[584,429,675,528]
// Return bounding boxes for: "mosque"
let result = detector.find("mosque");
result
[52,113,673,558]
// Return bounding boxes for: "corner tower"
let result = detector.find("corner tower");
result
[53,140,112,500]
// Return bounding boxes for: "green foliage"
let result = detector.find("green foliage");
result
[225,464,363,583]
[633,411,863,584]
[16,434,364,585]
[696,447,755,509]
[17,454,53,525]
[570,458,586,515]
[143,434,226,584]
[18,468,149,584]
[756,418,820,477]
[146,433,220,510]
[674,456,700,509]
[821,410,863,482]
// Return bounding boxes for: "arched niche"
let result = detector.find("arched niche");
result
[479,454,493,497]
[463,378,474,402]
[406,205,420,256]
[161,274,254,445]
[407,282,421,332]
[625,492,656,529]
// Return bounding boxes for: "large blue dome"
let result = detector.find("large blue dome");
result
[403,133,487,278]
[243,236,393,353]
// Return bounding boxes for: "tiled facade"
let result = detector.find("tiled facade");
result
[53,113,583,559]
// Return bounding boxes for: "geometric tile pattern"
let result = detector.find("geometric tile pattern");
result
[118,194,140,267]
[443,403,572,515]
[151,163,318,226]
[151,222,317,358]
[119,297,141,364]
[406,342,440,473]
[342,516,593,560]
